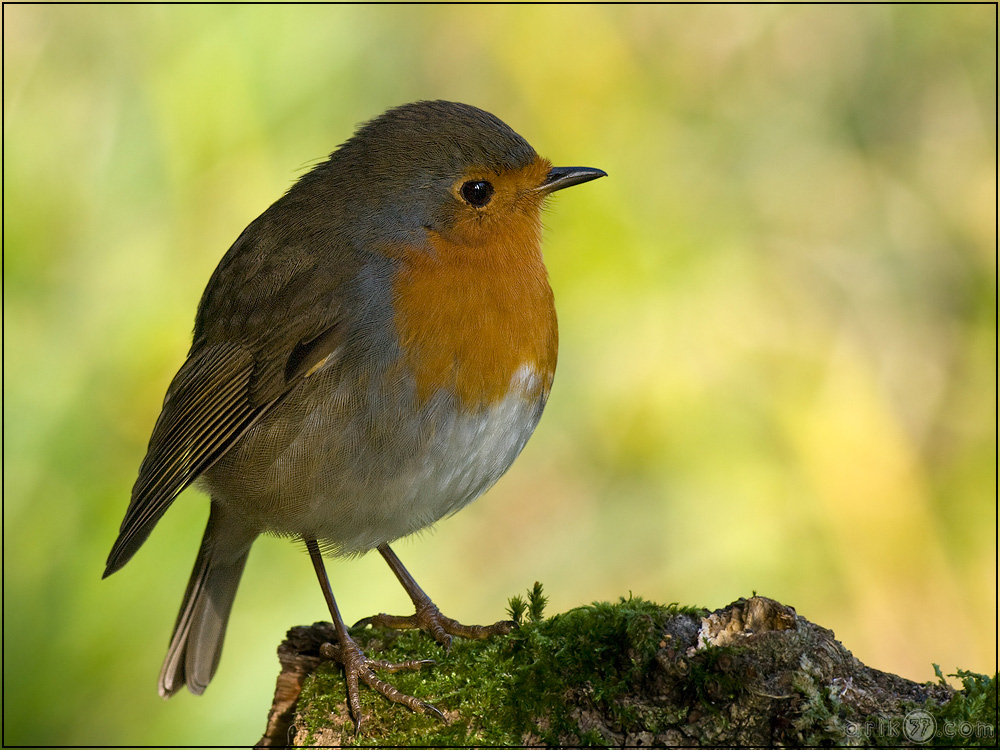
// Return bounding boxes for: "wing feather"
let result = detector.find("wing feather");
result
[104,315,348,578]
[104,344,259,576]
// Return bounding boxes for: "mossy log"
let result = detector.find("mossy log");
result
[256,593,996,747]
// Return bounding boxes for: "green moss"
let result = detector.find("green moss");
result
[506,580,547,627]
[291,591,994,747]
[503,593,688,743]
[925,667,998,748]
[294,586,703,745]
[297,626,519,744]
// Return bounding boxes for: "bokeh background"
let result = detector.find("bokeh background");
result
[4,4,995,746]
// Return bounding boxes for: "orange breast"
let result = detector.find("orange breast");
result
[391,215,557,409]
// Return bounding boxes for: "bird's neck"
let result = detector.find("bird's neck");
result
[391,224,558,409]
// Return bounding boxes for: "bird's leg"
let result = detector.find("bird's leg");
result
[305,539,442,733]
[354,544,515,650]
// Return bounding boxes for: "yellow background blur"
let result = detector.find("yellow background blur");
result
[3,5,995,746]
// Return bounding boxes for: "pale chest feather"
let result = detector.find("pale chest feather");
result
[204,361,549,554]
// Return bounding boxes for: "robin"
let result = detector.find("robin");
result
[104,100,605,731]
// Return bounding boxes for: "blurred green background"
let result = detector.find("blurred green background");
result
[3,4,995,746]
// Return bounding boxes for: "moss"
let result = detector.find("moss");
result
[297,627,521,745]
[924,668,998,748]
[293,585,704,745]
[288,591,989,747]
[503,592,697,743]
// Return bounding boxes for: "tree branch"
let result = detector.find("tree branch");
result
[256,594,996,747]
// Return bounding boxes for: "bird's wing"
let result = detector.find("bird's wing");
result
[104,263,350,578]
[104,343,256,576]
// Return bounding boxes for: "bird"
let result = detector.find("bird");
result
[103,99,605,731]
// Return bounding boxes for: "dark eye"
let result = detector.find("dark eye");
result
[460,180,494,207]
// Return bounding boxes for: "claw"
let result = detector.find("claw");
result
[318,637,442,729]
[420,701,446,722]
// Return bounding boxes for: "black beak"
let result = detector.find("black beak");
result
[538,166,607,194]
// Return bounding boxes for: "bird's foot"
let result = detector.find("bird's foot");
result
[354,599,515,650]
[318,635,442,734]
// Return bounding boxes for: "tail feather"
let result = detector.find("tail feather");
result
[158,507,255,698]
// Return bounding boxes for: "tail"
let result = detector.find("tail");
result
[158,506,256,698]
